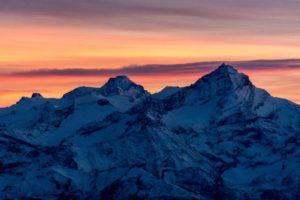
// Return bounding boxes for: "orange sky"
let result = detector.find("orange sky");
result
[0,0,300,107]
[1,25,300,107]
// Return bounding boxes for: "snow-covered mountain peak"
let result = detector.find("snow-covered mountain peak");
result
[100,75,150,98]
[16,93,45,105]
[216,63,238,73]
[162,64,261,114]
[193,63,251,95]
[102,75,134,89]
[31,93,43,98]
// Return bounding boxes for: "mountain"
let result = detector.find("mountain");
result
[0,75,149,145]
[0,64,300,199]
[100,75,150,98]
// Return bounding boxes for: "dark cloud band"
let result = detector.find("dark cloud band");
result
[5,59,300,77]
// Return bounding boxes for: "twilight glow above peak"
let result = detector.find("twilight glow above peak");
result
[0,0,300,107]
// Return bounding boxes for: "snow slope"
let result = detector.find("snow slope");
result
[152,86,181,99]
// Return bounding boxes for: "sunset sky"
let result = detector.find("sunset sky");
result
[1,0,300,107]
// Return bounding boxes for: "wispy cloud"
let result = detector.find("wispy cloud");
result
[1,0,299,35]
[4,59,300,77]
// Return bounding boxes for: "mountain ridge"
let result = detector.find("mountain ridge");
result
[0,64,299,199]
[5,64,299,108]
